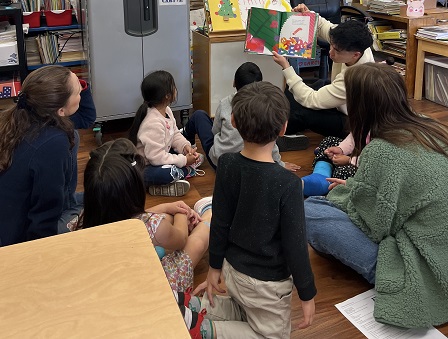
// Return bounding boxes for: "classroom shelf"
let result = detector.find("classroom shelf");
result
[28,24,82,33]
[27,60,87,70]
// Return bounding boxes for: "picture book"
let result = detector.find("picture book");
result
[244,7,318,58]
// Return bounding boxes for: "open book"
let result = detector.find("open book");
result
[244,7,319,58]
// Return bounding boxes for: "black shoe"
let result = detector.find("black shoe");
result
[277,134,309,151]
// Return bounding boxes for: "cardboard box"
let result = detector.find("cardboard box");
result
[400,0,437,16]
[425,56,448,107]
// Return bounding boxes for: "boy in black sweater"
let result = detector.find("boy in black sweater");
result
[193,81,316,339]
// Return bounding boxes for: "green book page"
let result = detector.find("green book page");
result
[245,7,282,55]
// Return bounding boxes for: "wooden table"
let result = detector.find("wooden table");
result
[414,36,448,100]
[0,219,189,338]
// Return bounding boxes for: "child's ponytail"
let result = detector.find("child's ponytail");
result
[129,102,149,145]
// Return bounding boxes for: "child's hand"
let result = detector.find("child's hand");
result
[183,144,198,156]
[185,153,199,165]
[324,146,343,160]
[332,154,351,166]
[327,177,346,190]
[284,162,301,172]
[166,201,191,215]
[192,280,208,296]
[188,210,202,232]
[206,267,226,307]
[298,298,315,329]
[272,51,291,70]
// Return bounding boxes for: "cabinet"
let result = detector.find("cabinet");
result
[352,4,448,97]
[192,30,284,117]
[0,3,27,85]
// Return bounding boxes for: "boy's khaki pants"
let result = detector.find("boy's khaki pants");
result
[201,260,293,339]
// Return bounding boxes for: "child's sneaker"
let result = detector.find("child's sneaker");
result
[179,305,207,339]
[186,153,206,178]
[148,180,190,197]
[194,196,212,216]
[276,134,310,151]
[175,288,202,312]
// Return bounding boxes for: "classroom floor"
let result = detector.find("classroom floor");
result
[77,98,448,338]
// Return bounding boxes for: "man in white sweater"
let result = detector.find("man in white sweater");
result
[273,4,374,140]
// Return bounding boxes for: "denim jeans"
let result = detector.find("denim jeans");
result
[58,131,83,234]
[143,164,188,186]
[304,196,378,284]
[183,110,216,170]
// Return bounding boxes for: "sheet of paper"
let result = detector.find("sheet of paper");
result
[335,289,446,339]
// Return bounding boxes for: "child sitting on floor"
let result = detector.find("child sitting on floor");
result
[69,138,210,292]
[180,82,316,339]
[129,70,205,197]
[181,62,300,172]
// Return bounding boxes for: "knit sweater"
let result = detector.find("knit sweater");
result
[0,127,71,247]
[282,16,374,114]
[210,152,316,301]
[136,106,190,168]
[208,93,284,167]
[327,138,448,328]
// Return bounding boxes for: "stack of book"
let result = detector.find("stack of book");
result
[367,21,407,58]
[368,0,405,15]
[416,25,448,40]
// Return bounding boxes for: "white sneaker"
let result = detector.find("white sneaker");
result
[194,196,212,216]
[148,180,190,197]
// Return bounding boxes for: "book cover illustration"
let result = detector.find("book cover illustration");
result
[244,7,318,58]
[207,0,244,32]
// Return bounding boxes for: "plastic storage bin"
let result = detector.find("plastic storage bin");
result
[23,11,41,28]
[44,10,72,27]
[425,56,448,108]
[0,41,18,66]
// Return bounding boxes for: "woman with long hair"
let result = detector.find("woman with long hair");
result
[0,66,82,247]
[304,63,448,328]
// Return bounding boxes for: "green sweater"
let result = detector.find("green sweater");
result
[327,138,448,328]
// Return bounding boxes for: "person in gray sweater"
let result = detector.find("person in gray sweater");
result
[182,62,300,171]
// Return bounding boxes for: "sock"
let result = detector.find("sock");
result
[200,319,214,339]
[302,173,330,196]
[313,161,332,177]
[179,305,194,329]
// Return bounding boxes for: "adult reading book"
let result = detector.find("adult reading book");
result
[244,7,318,58]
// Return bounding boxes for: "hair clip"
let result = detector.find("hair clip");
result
[17,92,28,110]
[131,161,137,167]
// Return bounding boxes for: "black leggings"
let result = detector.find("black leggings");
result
[284,81,348,139]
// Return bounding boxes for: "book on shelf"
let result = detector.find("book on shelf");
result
[376,29,407,40]
[416,25,448,40]
[367,21,392,51]
[204,0,291,34]
[244,7,318,58]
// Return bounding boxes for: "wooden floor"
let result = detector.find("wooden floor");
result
[77,98,448,338]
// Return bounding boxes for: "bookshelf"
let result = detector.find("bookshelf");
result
[24,12,87,79]
[0,3,27,85]
[351,4,448,97]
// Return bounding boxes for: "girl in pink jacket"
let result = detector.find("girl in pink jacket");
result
[129,71,204,197]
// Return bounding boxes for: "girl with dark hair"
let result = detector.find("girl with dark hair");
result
[304,63,448,328]
[128,70,205,197]
[70,138,210,292]
[0,65,82,247]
